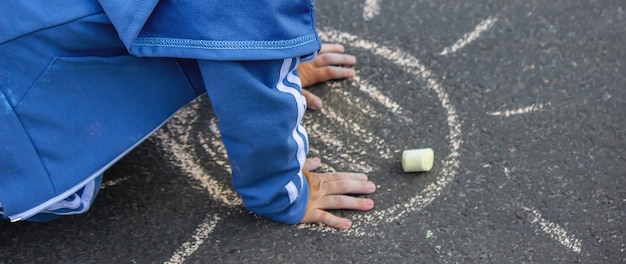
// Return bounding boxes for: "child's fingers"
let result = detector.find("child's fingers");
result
[314,53,356,67]
[301,89,323,110]
[303,66,355,89]
[324,178,376,195]
[301,171,376,230]
[317,66,356,81]
[303,208,353,230]
[303,157,322,171]
[319,43,346,54]
[319,195,375,211]
[297,42,356,89]
[326,171,369,182]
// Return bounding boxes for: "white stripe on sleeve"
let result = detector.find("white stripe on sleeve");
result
[276,58,308,203]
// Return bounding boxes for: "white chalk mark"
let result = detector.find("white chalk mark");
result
[439,16,498,56]
[322,103,392,164]
[165,214,221,264]
[523,206,582,253]
[328,77,384,120]
[201,118,231,169]
[318,28,462,236]
[497,167,512,189]
[363,0,381,21]
[100,176,129,190]
[197,136,224,167]
[487,103,549,117]
[354,75,411,123]
[152,102,242,207]
[305,121,373,173]
[305,122,346,151]
[154,104,237,263]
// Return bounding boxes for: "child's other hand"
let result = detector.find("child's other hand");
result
[298,44,357,110]
[300,158,376,230]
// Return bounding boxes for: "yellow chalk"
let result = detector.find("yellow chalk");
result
[402,148,434,172]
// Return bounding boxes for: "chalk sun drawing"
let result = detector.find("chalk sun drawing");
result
[155,27,462,238]
[155,12,583,261]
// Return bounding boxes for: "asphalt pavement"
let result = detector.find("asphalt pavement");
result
[1,0,624,263]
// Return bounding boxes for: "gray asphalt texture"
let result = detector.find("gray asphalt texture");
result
[1,0,625,263]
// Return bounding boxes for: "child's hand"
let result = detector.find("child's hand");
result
[298,44,357,110]
[300,158,376,229]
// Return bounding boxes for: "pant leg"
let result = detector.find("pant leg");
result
[0,11,199,222]
[24,175,103,222]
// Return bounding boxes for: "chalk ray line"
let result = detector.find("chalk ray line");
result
[325,76,384,120]
[100,176,130,190]
[363,0,382,21]
[321,70,413,124]
[503,167,582,253]
[354,75,412,123]
[523,206,583,253]
[322,103,393,161]
[487,103,550,117]
[305,120,374,173]
[165,214,222,264]
[202,117,231,169]
[439,16,498,56]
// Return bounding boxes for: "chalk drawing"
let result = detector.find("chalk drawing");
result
[363,0,382,21]
[502,167,583,253]
[487,103,550,117]
[152,103,241,207]
[439,16,498,56]
[165,214,222,264]
[523,206,583,253]
[156,26,465,260]
[100,176,129,190]
[354,75,412,123]
[152,6,583,262]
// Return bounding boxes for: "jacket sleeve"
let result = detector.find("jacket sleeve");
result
[97,0,321,61]
[197,58,310,224]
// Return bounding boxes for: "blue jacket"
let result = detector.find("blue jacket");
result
[0,0,320,224]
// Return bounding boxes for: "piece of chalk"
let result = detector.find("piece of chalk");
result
[402,148,434,172]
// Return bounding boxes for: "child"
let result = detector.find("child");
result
[0,0,375,230]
